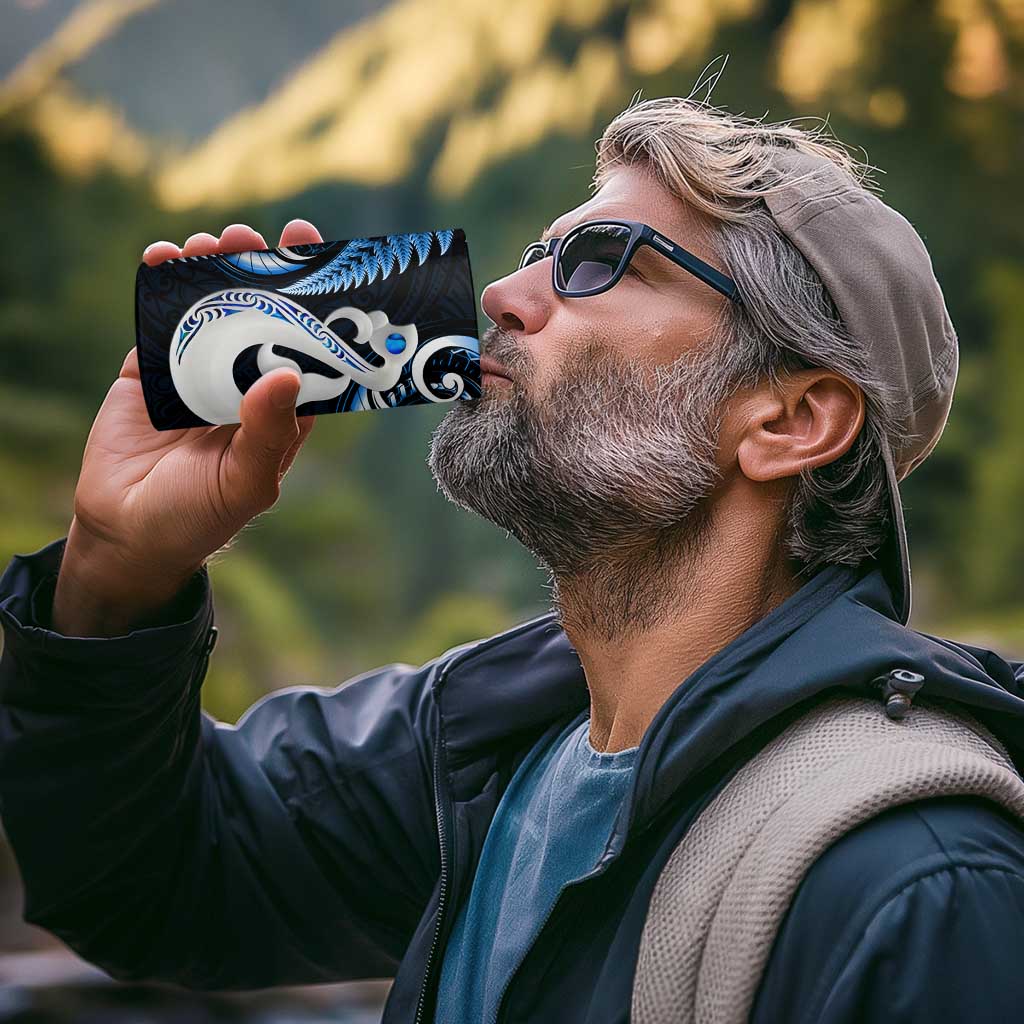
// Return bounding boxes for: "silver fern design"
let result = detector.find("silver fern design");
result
[170,289,427,425]
[215,230,457,295]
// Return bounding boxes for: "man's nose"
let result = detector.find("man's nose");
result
[481,267,551,335]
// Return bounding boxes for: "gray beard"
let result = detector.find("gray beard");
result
[427,333,738,640]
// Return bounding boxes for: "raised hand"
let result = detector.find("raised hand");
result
[52,220,324,637]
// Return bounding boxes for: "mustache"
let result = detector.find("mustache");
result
[480,324,524,367]
[479,326,643,391]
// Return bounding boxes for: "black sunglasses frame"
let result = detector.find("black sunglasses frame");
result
[518,218,741,303]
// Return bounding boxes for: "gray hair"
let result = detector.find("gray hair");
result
[592,94,910,576]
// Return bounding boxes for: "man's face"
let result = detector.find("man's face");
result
[427,163,739,609]
[478,163,727,397]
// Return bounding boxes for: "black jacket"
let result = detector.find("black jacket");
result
[2,535,1024,1023]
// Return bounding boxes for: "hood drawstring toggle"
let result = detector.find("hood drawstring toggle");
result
[870,668,926,721]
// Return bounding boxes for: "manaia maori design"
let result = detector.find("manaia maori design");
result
[165,230,475,424]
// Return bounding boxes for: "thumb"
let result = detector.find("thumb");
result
[225,369,303,513]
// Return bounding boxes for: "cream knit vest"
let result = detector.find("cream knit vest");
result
[631,694,1024,1024]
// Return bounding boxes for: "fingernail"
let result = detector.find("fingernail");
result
[272,373,300,410]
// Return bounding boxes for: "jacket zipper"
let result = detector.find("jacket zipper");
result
[409,617,593,1024]
[409,621,560,1024]
[414,677,454,1024]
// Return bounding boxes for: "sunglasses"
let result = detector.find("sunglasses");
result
[518,218,741,303]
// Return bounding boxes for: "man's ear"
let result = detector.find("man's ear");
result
[733,370,865,483]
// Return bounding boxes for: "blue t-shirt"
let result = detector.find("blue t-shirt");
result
[434,712,639,1023]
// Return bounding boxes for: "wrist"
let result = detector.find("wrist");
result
[52,517,205,638]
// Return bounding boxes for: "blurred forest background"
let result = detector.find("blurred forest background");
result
[0,0,1021,1017]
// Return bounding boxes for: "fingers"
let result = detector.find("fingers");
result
[218,223,268,253]
[226,369,303,511]
[182,231,220,258]
[279,218,324,247]
[142,241,182,266]
[142,219,324,266]
[140,223,262,267]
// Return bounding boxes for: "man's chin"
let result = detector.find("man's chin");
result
[429,403,510,493]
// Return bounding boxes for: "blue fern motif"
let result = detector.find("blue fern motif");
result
[282,230,456,296]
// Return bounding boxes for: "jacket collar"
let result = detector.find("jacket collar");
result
[432,557,1024,851]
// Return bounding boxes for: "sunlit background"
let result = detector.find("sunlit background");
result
[0,0,1022,1019]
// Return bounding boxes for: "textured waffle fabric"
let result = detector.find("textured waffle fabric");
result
[631,695,1024,1024]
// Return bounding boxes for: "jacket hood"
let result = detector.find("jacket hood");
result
[433,557,1024,864]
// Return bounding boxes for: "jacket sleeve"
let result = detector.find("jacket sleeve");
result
[0,536,442,990]
[751,797,1024,1024]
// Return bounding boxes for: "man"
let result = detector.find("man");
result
[2,95,1024,1023]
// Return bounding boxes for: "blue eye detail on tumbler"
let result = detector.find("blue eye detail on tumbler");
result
[386,332,407,354]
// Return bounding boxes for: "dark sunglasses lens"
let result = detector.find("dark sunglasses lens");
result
[519,243,547,271]
[555,223,631,292]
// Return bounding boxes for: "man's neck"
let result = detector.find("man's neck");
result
[552,509,801,753]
